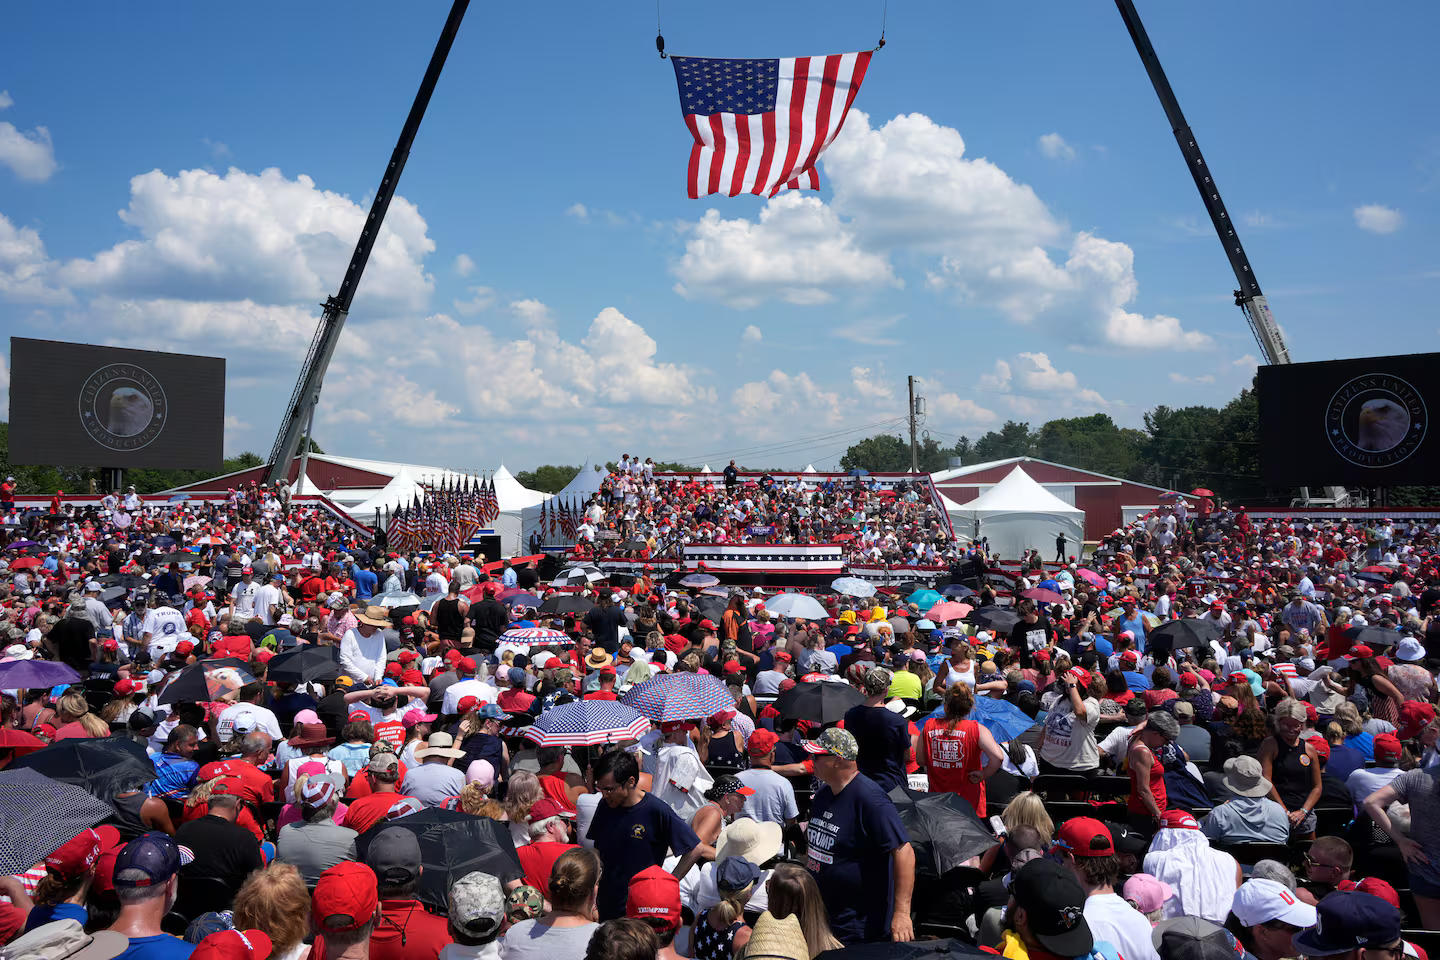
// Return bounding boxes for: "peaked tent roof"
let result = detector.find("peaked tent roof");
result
[959,466,1084,516]
[930,456,1177,494]
[551,457,606,501]
[492,465,548,510]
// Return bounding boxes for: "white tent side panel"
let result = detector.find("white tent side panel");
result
[950,466,1085,561]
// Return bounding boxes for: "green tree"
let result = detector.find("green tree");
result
[973,421,1035,462]
[515,464,582,493]
[1033,413,1141,478]
[839,434,911,472]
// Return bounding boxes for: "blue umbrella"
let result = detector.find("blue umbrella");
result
[906,589,943,611]
[500,592,542,609]
[0,660,80,690]
[928,696,1036,744]
[525,701,651,747]
[847,468,869,477]
[167,494,190,503]
[1037,578,1061,594]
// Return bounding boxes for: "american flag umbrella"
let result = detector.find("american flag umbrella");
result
[499,627,570,645]
[183,575,212,590]
[524,700,651,747]
[621,672,732,723]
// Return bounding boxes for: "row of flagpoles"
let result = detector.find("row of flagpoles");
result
[533,496,587,542]
[384,475,500,555]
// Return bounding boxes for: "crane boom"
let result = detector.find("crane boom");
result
[264,0,470,486]
[1112,0,1290,366]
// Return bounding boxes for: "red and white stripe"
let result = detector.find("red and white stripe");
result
[684,52,872,199]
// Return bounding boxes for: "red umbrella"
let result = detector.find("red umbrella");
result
[1076,569,1107,589]
[1190,488,1214,497]
[1023,587,1064,604]
[0,729,46,767]
[8,558,40,570]
[1360,566,1393,575]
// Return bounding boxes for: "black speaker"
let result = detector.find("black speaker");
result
[538,553,563,581]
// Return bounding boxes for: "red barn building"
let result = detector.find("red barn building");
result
[930,458,1181,544]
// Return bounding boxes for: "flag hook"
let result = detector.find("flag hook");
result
[656,0,666,58]
[875,0,888,50]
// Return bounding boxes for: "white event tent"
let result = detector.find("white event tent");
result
[948,466,1085,562]
[521,458,608,549]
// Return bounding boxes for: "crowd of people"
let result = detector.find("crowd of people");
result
[559,458,957,568]
[0,481,1436,960]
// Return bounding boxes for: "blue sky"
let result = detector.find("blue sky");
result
[1,1,1435,473]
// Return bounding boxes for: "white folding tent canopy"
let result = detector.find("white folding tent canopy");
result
[948,466,1085,561]
[520,458,606,549]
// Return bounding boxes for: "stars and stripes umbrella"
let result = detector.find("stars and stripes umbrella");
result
[0,769,116,876]
[523,700,651,747]
[831,577,876,598]
[763,593,827,620]
[621,673,733,723]
[499,627,570,646]
[1076,569,1108,589]
[679,573,720,588]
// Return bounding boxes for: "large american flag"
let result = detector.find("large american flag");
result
[671,52,872,199]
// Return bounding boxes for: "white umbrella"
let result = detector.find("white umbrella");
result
[831,576,876,598]
[373,590,422,608]
[764,593,828,620]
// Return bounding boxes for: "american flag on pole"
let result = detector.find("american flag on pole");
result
[671,52,872,199]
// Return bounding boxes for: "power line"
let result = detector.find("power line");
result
[668,416,907,463]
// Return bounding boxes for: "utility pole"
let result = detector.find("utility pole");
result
[908,375,918,474]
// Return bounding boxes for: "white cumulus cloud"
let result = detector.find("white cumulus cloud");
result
[1016,352,1078,391]
[454,253,475,277]
[671,193,898,308]
[0,212,71,303]
[1038,133,1076,161]
[1168,372,1216,384]
[741,324,762,344]
[1354,204,1403,234]
[0,92,13,111]
[59,167,435,315]
[0,120,56,182]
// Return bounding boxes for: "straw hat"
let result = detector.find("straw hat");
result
[416,732,465,760]
[737,912,808,960]
[357,606,391,628]
[585,648,614,670]
[715,816,782,868]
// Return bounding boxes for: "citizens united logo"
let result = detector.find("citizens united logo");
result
[79,363,167,451]
[1326,374,1425,469]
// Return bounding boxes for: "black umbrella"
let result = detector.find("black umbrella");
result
[157,658,255,705]
[885,784,995,879]
[968,606,1019,633]
[538,595,596,616]
[773,681,864,724]
[618,541,647,551]
[817,940,989,960]
[1147,618,1222,651]
[12,736,156,803]
[1355,572,1390,585]
[0,769,116,876]
[356,809,523,911]
[266,645,342,683]
[160,552,202,564]
[99,586,127,603]
[96,574,147,589]
[1344,625,1400,649]
[940,583,976,599]
[692,595,727,623]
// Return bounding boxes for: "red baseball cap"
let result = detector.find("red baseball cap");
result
[1345,645,1374,660]
[397,650,419,664]
[1179,672,1199,687]
[527,798,567,822]
[1064,667,1091,688]
[45,827,106,880]
[1160,810,1200,830]
[113,678,137,696]
[698,619,717,630]
[723,662,744,675]
[1054,817,1113,857]
[444,650,462,663]
[402,669,425,686]
[191,930,274,960]
[1336,877,1400,909]
[347,710,369,723]
[1033,649,1050,663]
[747,729,779,756]
[709,708,737,726]
[1373,733,1402,761]
[384,662,402,677]
[1119,650,1138,664]
[458,657,477,672]
[660,721,695,734]
[176,640,195,655]
[253,649,275,664]
[1400,700,1437,740]
[457,696,479,714]
[626,864,683,931]
[312,861,378,931]
[1306,735,1330,761]
[773,650,792,662]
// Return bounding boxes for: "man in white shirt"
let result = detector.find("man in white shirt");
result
[216,683,284,743]
[232,568,259,619]
[652,722,713,822]
[253,573,286,626]
[339,607,393,686]
[141,596,188,655]
[441,657,499,716]
[1056,818,1160,960]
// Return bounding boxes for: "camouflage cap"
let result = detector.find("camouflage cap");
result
[448,872,505,939]
[504,884,544,923]
[801,726,858,760]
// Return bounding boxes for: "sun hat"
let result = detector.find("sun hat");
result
[738,912,809,960]
[1221,756,1272,798]
[1231,878,1318,929]
[1395,637,1425,662]
[356,606,390,628]
[289,722,335,749]
[0,919,128,960]
[416,732,465,760]
[716,817,783,868]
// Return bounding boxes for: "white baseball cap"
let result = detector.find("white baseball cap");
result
[1396,637,1426,662]
[1231,878,1318,929]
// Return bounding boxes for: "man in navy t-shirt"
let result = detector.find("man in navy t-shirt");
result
[841,666,910,792]
[803,727,914,945]
[587,749,712,920]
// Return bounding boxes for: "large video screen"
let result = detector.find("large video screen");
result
[1259,353,1438,486]
[9,338,225,470]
